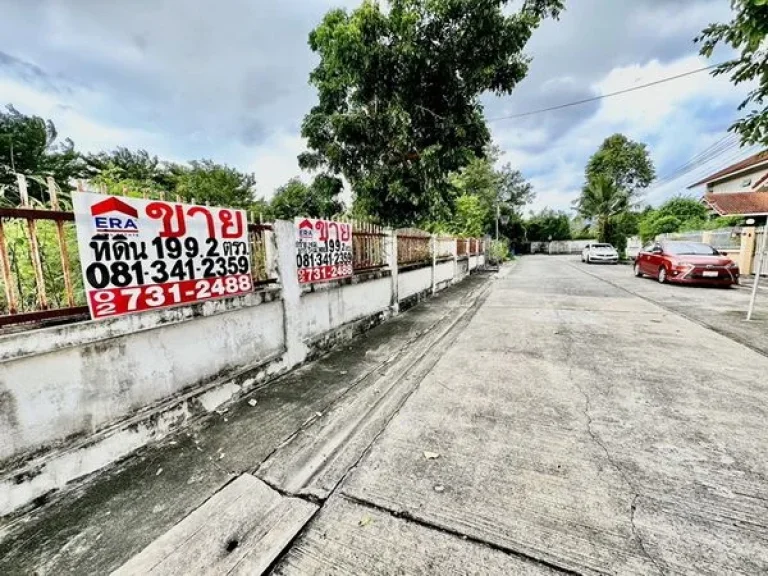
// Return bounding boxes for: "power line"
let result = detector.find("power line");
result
[650,134,741,188]
[647,142,761,196]
[485,63,723,124]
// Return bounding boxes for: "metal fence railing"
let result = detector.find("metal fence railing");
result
[397,228,432,268]
[351,221,387,272]
[708,229,742,250]
[456,238,469,259]
[249,223,275,286]
[435,236,455,262]
[659,228,741,250]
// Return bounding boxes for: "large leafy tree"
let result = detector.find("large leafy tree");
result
[525,208,571,242]
[696,0,768,145]
[0,105,84,204]
[270,176,344,220]
[299,0,563,227]
[579,134,655,254]
[585,134,655,197]
[449,150,535,234]
[173,160,257,208]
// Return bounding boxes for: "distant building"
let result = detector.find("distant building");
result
[689,150,768,218]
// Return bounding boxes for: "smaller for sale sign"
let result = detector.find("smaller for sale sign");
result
[295,218,353,284]
[73,192,252,319]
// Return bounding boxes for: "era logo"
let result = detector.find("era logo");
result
[91,197,140,234]
[297,219,314,239]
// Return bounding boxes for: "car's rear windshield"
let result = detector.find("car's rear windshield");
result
[663,242,718,255]
[592,244,613,248]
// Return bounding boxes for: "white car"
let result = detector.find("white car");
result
[581,243,619,264]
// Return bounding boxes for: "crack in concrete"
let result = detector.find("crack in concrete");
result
[555,308,668,576]
[340,493,587,576]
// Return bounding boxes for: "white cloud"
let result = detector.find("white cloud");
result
[0,76,169,157]
[493,54,752,214]
[240,132,309,199]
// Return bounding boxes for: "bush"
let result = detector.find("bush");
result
[489,238,510,264]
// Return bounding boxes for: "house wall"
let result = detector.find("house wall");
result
[710,165,768,194]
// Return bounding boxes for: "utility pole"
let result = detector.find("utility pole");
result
[495,204,500,241]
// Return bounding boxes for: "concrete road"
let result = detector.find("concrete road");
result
[3,257,768,575]
[276,256,768,575]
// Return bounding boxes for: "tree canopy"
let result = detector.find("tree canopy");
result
[448,150,535,236]
[526,208,571,242]
[299,0,562,227]
[697,0,768,146]
[0,105,84,204]
[585,134,656,196]
[270,176,344,220]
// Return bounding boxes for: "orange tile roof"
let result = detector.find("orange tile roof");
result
[703,192,768,216]
[688,150,768,188]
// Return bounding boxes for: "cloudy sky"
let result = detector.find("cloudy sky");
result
[0,0,752,212]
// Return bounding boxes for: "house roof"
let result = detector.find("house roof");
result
[702,192,768,216]
[688,149,768,189]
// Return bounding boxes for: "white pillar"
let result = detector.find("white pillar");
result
[274,220,308,367]
[452,238,459,284]
[386,228,399,314]
[431,234,437,294]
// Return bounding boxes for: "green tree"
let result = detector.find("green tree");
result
[696,0,768,145]
[0,105,84,204]
[84,147,168,190]
[585,134,656,197]
[173,160,257,208]
[451,194,486,237]
[638,213,681,243]
[570,215,596,240]
[299,0,563,227]
[657,195,709,222]
[270,176,344,220]
[576,175,629,243]
[526,208,571,242]
[450,151,535,234]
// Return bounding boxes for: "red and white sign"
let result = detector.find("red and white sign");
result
[73,192,252,319]
[295,218,353,284]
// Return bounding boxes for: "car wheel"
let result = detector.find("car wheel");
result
[586,255,590,264]
[658,266,667,284]
[634,263,643,277]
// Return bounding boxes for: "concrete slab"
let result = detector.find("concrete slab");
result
[257,279,490,499]
[272,495,559,575]
[340,256,768,575]
[573,256,768,356]
[112,474,316,575]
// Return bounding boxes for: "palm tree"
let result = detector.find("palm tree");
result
[576,175,628,243]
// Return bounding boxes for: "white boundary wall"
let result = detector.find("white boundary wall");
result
[0,222,487,515]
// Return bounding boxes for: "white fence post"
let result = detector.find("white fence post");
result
[452,238,459,284]
[431,234,437,294]
[387,228,399,314]
[274,220,308,366]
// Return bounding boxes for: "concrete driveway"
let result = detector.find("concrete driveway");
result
[4,256,767,575]
[277,256,768,575]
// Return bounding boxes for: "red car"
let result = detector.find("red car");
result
[634,240,740,286]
